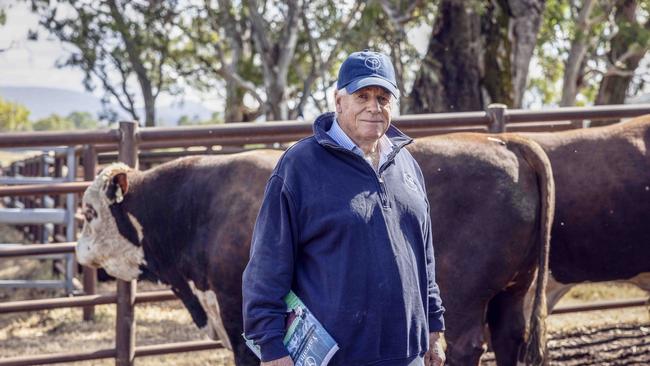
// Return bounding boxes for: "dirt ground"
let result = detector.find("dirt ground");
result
[1,224,649,365]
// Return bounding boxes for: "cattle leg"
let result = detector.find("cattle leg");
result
[231,338,259,366]
[211,278,260,366]
[213,291,259,366]
[486,287,531,366]
[444,309,487,366]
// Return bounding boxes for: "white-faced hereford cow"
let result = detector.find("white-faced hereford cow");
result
[520,114,650,307]
[77,138,554,366]
[77,151,282,365]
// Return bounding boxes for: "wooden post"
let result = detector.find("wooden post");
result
[82,145,98,321]
[486,103,508,133]
[115,121,138,366]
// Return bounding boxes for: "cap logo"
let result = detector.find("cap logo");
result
[364,56,381,71]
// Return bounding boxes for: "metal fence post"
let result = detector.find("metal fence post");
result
[64,147,77,294]
[82,145,98,321]
[53,156,64,238]
[42,153,54,243]
[486,103,508,133]
[36,155,45,243]
[116,121,138,366]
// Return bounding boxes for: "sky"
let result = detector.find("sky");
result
[0,1,225,112]
[0,2,87,92]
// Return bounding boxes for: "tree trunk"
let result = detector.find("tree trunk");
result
[408,0,483,113]
[508,0,545,107]
[225,85,244,123]
[142,90,156,127]
[560,0,597,107]
[108,0,157,127]
[247,0,301,121]
[483,0,545,108]
[595,0,647,107]
[266,82,289,121]
[408,0,544,113]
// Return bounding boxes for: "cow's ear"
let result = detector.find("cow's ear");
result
[106,172,129,203]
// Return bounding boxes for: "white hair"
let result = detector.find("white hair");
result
[335,87,400,117]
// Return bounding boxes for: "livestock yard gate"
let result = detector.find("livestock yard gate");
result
[1,103,650,366]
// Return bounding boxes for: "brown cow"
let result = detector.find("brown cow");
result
[77,135,554,366]
[409,134,554,366]
[520,114,650,308]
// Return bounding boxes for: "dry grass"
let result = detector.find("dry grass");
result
[0,224,234,365]
[1,224,649,365]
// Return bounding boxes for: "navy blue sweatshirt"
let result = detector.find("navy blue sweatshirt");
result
[243,112,445,365]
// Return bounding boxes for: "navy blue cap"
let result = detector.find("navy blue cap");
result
[337,50,398,97]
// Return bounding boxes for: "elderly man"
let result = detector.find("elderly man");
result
[243,50,445,366]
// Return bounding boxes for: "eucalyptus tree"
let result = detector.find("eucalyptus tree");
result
[408,0,546,113]
[529,0,649,108]
[595,0,650,105]
[175,0,367,122]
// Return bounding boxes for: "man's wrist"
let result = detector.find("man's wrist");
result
[429,332,446,349]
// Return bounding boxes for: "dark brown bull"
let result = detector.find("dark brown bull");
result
[520,114,650,307]
[77,151,282,365]
[77,135,554,366]
[409,134,554,366]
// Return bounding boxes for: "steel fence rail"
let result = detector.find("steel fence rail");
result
[0,208,67,225]
[506,104,650,123]
[0,177,69,185]
[0,290,177,313]
[1,104,647,149]
[0,182,90,197]
[0,242,76,256]
[133,340,223,357]
[0,348,117,366]
[0,340,223,366]
[550,297,650,314]
[0,129,119,148]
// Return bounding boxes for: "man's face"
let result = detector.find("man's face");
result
[335,86,393,147]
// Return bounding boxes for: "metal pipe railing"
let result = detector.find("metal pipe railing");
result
[1,104,647,148]
[0,290,176,313]
[0,129,119,148]
[0,340,222,366]
[0,182,91,197]
[506,104,650,123]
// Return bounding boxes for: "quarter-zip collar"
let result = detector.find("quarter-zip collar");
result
[313,112,413,169]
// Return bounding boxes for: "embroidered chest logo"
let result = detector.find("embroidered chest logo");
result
[404,172,418,191]
[364,56,381,71]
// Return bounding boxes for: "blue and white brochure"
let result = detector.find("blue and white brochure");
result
[243,291,339,366]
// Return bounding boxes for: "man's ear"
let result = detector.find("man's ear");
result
[334,90,342,114]
[105,172,128,203]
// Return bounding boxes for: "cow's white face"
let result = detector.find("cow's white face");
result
[76,163,146,281]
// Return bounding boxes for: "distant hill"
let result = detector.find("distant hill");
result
[0,86,217,126]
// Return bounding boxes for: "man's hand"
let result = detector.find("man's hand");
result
[261,355,294,366]
[424,332,446,366]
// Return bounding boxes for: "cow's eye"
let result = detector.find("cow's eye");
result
[84,205,97,222]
